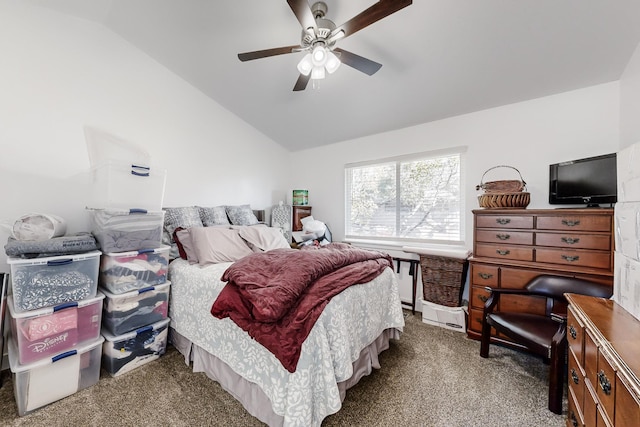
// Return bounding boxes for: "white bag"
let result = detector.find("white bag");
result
[12,213,67,241]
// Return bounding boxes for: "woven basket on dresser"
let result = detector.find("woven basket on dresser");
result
[419,254,468,307]
[476,165,530,209]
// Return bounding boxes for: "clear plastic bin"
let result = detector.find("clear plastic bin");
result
[100,245,170,294]
[101,282,170,336]
[9,336,104,416]
[87,161,166,211]
[102,318,170,377]
[88,209,164,253]
[7,251,101,313]
[7,293,104,365]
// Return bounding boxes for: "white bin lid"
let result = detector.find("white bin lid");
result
[7,292,105,319]
[99,281,171,299]
[102,245,171,257]
[7,250,102,266]
[101,318,170,341]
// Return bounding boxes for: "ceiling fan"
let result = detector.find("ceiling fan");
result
[238,0,412,91]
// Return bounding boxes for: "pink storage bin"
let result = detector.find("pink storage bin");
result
[7,293,104,365]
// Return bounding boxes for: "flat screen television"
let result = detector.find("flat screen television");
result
[549,153,617,207]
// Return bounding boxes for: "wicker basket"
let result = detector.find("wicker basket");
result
[478,192,530,208]
[476,165,527,193]
[476,165,530,208]
[420,254,468,307]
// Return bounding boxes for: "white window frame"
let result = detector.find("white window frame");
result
[344,146,467,247]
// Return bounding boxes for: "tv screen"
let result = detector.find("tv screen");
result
[549,153,617,207]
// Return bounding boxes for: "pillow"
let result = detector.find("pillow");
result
[162,207,204,258]
[236,225,291,252]
[198,206,230,226]
[174,227,200,264]
[225,205,259,226]
[189,226,253,265]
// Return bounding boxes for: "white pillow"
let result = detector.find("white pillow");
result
[237,225,290,252]
[189,227,253,265]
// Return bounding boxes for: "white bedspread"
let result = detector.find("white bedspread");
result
[168,258,404,427]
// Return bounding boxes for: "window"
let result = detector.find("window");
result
[345,147,465,245]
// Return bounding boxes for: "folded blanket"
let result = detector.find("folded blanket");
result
[4,233,99,258]
[211,243,392,372]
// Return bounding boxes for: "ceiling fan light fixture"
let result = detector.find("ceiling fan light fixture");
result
[311,66,326,80]
[325,51,341,74]
[297,53,313,76]
[311,45,327,66]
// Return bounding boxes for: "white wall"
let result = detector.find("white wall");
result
[290,82,620,248]
[0,1,291,271]
[620,41,640,149]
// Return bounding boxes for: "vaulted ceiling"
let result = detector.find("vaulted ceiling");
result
[28,0,640,151]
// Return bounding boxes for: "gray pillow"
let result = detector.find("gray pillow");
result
[198,206,230,226]
[162,207,204,258]
[225,205,259,226]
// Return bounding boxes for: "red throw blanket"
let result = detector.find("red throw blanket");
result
[211,243,392,372]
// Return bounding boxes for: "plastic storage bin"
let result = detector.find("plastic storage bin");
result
[7,251,101,313]
[8,336,104,416]
[421,300,467,332]
[7,293,104,365]
[102,318,170,377]
[89,208,164,253]
[100,245,170,294]
[87,161,167,211]
[101,282,170,335]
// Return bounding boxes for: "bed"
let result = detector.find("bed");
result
[163,206,405,426]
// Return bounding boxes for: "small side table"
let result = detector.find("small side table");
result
[392,257,419,314]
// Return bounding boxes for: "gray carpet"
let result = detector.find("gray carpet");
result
[0,312,565,426]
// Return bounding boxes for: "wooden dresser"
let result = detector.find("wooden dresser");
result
[467,208,614,345]
[566,293,640,426]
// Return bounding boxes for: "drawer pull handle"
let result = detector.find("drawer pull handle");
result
[562,219,581,227]
[569,411,578,427]
[561,255,580,262]
[496,218,511,225]
[478,272,493,280]
[479,295,488,303]
[561,237,580,244]
[598,370,612,395]
[496,249,510,256]
[571,369,579,385]
[496,233,510,240]
[569,325,577,340]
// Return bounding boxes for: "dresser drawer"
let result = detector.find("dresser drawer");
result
[470,286,492,310]
[535,248,611,269]
[499,267,540,289]
[569,347,585,414]
[536,215,611,232]
[568,385,585,427]
[615,373,640,427]
[475,244,534,262]
[476,229,533,245]
[596,351,616,422]
[535,232,611,250]
[476,215,533,229]
[470,263,498,287]
[568,306,585,364]
[467,307,485,334]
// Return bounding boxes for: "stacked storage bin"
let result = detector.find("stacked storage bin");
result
[5,251,104,416]
[86,160,170,378]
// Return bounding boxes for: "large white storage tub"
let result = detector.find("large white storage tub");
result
[102,318,170,377]
[8,337,104,416]
[89,209,164,253]
[7,251,101,313]
[7,293,104,365]
[87,161,167,211]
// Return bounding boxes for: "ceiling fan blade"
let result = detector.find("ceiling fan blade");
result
[287,0,317,33]
[330,0,412,40]
[333,48,382,76]
[293,73,311,91]
[238,45,300,62]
